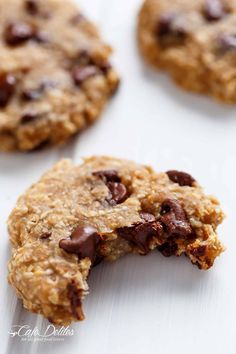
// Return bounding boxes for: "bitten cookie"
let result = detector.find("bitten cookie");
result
[8,156,225,325]
[0,0,119,151]
[138,0,236,103]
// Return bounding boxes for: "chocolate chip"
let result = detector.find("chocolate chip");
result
[25,0,38,15]
[29,138,50,151]
[158,241,178,257]
[191,245,207,257]
[166,170,195,187]
[22,80,55,101]
[93,254,104,267]
[22,87,44,101]
[5,22,36,46]
[218,33,236,52]
[0,73,16,108]
[76,50,93,66]
[93,169,121,183]
[99,62,112,74]
[117,220,163,254]
[204,0,226,22]
[41,11,52,20]
[140,212,156,223]
[70,13,86,25]
[47,317,55,324]
[156,12,186,39]
[67,281,84,320]
[59,225,101,263]
[20,112,39,124]
[106,182,129,205]
[40,232,51,240]
[72,65,98,86]
[157,12,175,36]
[160,198,192,238]
[93,169,128,205]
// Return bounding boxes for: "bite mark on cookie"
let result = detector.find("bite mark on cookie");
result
[158,241,178,257]
[67,281,84,320]
[117,216,163,254]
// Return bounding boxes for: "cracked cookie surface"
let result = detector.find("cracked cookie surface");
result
[8,156,225,325]
[138,0,236,103]
[0,0,119,151]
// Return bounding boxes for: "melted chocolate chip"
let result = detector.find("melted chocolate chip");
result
[93,169,128,205]
[156,12,187,39]
[117,220,163,254]
[204,0,226,22]
[59,225,101,263]
[191,245,207,257]
[93,169,121,182]
[166,170,195,187]
[72,65,98,86]
[106,182,129,205]
[21,112,39,124]
[158,241,178,257]
[93,254,104,267]
[25,0,38,15]
[218,33,236,52]
[5,22,36,46]
[160,198,192,238]
[67,281,84,320]
[0,73,16,108]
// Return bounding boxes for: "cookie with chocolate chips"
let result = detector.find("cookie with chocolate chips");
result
[137,0,236,103]
[8,156,225,325]
[0,0,119,151]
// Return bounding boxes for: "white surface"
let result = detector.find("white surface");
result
[1,0,236,353]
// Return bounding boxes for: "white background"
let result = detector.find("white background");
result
[1,0,236,353]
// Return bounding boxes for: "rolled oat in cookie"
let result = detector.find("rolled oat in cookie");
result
[137,0,236,103]
[0,0,119,151]
[8,156,225,325]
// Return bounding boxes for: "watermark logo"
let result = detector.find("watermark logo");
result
[9,325,74,342]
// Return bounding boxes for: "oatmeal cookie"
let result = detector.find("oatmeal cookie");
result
[0,0,119,151]
[138,0,236,103]
[8,156,225,325]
